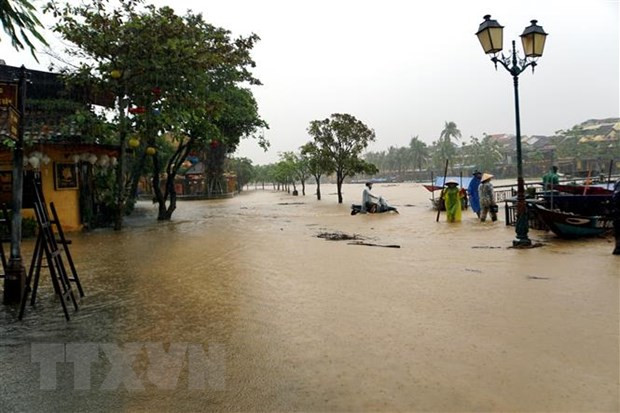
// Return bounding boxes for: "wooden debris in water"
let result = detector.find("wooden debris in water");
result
[527,275,550,280]
[316,231,364,241]
[348,241,401,249]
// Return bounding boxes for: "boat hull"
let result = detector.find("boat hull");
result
[534,205,614,238]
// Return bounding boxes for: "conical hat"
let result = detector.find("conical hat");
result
[481,173,493,182]
[445,178,459,185]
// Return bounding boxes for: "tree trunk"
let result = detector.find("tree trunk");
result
[315,175,321,200]
[336,171,344,204]
[301,179,305,196]
[113,93,128,231]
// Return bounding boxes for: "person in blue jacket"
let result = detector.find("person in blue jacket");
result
[467,170,482,218]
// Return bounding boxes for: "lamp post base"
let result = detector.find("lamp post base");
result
[512,238,533,248]
[3,258,26,305]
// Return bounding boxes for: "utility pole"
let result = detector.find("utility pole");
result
[3,65,27,304]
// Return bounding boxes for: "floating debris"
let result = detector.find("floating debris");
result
[348,241,400,249]
[316,231,364,241]
[471,246,503,249]
[527,275,550,280]
[465,268,482,273]
[277,202,305,205]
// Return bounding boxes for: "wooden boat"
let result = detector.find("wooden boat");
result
[553,184,613,196]
[533,204,614,238]
[541,194,613,216]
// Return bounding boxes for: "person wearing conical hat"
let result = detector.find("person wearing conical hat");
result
[478,173,497,222]
[442,179,463,222]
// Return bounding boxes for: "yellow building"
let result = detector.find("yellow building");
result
[0,143,119,232]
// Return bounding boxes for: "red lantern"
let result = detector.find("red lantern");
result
[210,140,219,149]
[152,87,161,97]
[129,106,146,114]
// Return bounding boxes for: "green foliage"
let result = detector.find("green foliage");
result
[463,135,503,172]
[301,141,334,180]
[307,113,375,203]
[227,157,254,191]
[47,0,267,222]
[0,212,37,238]
[1,0,47,60]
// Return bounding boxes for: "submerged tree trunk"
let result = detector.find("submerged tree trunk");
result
[113,93,128,231]
[336,170,344,204]
[315,175,321,200]
[301,179,305,196]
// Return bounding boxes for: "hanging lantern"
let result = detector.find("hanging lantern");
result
[80,153,90,161]
[110,69,122,79]
[210,140,219,149]
[152,87,161,97]
[28,156,40,169]
[146,146,157,156]
[128,106,146,115]
[97,157,109,168]
[110,157,118,166]
[88,154,98,165]
[72,154,81,163]
[128,137,140,148]
[41,155,51,165]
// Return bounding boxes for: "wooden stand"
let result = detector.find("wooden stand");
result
[19,175,83,320]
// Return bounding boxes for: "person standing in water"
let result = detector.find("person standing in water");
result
[479,173,498,222]
[442,179,463,222]
[468,170,482,218]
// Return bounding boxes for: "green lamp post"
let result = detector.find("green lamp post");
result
[476,15,548,247]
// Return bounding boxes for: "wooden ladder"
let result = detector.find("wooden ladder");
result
[19,174,83,320]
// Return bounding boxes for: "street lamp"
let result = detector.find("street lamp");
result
[476,15,548,247]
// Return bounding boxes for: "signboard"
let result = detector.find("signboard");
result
[0,83,18,107]
[8,106,19,140]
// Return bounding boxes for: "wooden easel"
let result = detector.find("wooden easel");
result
[19,174,83,320]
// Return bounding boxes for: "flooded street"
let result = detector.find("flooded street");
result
[1,183,618,412]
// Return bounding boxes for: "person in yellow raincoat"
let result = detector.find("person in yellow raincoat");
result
[442,179,464,222]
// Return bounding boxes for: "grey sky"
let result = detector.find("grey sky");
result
[1,0,618,164]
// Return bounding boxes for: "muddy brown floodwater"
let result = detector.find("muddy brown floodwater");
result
[1,183,618,412]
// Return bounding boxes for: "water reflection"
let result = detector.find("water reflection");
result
[1,183,618,412]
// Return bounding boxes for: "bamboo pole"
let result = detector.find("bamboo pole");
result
[436,159,449,222]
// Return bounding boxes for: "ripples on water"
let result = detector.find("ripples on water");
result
[1,183,618,412]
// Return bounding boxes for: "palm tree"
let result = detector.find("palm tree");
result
[436,121,461,170]
[0,0,47,60]
[409,135,429,171]
[440,121,462,145]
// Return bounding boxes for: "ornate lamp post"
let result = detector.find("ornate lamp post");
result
[476,15,548,247]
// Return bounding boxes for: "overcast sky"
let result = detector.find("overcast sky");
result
[0,0,618,164]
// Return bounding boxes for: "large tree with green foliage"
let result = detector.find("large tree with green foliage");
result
[1,0,47,59]
[47,0,266,225]
[308,113,376,203]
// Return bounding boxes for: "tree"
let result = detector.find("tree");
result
[409,135,429,171]
[48,0,266,224]
[308,113,375,203]
[464,135,503,172]
[434,121,461,170]
[228,157,254,191]
[301,141,333,200]
[2,0,47,59]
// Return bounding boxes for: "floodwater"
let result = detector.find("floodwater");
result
[1,183,618,412]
